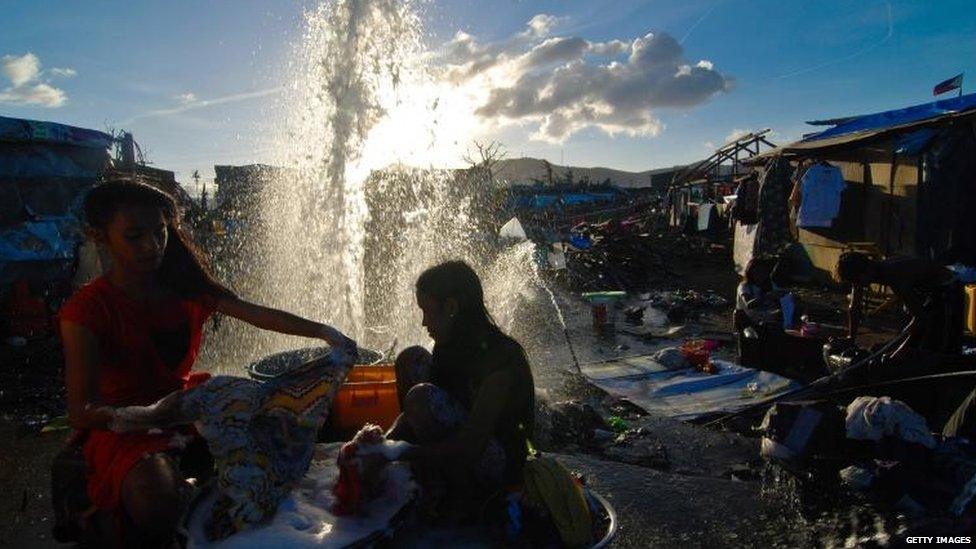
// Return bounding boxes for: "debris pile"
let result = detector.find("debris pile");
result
[560,216,725,293]
[760,397,976,523]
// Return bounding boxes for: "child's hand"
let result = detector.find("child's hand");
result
[317,324,355,350]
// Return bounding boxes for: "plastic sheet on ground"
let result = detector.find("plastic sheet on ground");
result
[581,355,800,420]
[186,443,416,548]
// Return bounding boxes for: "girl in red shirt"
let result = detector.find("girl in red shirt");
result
[59,180,350,546]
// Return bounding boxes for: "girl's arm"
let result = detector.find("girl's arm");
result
[404,369,514,462]
[214,295,350,346]
[61,321,113,430]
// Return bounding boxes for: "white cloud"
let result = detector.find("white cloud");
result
[525,14,562,38]
[0,52,70,108]
[2,52,40,86]
[437,17,732,143]
[724,128,750,143]
[175,92,198,104]
[0,82,66,107]
[50,67,77,78]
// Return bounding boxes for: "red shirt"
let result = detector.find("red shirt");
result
[59,276,216,406]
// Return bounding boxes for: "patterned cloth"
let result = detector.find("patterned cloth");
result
[112,339,357,541]
[755,156,795,257]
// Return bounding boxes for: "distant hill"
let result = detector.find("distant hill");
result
[492,157,687,189]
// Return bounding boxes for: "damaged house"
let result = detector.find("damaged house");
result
[734,93,976,279]
[0,116,113,339]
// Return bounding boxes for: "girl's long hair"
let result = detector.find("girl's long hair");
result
[84,179,232,299]
[416,260,501,344]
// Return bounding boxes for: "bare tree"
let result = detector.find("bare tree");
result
[463,140,507,187]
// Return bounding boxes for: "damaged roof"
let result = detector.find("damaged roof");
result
[0,115,114,149]
[751,92,976,159]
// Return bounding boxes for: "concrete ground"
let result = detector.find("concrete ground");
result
[0,421,65,548]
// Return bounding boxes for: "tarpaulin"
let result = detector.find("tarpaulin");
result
[0,218,81,262]
[0,144,109,179]
[581,354,799,420]
[801,93,976,144]
[0,116,113,149]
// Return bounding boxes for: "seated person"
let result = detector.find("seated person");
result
[381,261,535,521]
[834,252,963,354]
[59,180,350,546]
[734,258,784,329]
[734,259,784,365]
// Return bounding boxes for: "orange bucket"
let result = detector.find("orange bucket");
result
[330,363,400,438]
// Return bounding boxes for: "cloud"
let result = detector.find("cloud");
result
[725,128,750,143]
[50,67,77,78]
[526,14,557,37]
[0,83,66,107]
[2,52,40,86]
[121,87,283,125]
[438,16,732,142]
[175,92,198,104]
[0,52,70,107]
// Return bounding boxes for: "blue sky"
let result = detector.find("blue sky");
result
[2,0,975,194]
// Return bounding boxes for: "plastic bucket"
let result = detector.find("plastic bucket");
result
[331,362,400,438]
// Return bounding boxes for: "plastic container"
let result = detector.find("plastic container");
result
[582,291,626,333]
[331,362,400,438]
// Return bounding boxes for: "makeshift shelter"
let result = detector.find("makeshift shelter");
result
[668,130,775,234]
[0,116,112,337]
[735,94,976,278]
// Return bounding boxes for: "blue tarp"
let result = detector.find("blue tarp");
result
[0,146,108,178]
[581,355,800,420]
[507,187,627,211]
[1,116,111,265]
[0,218,81,262]
[0,116,114,149]
[802,93,976,144]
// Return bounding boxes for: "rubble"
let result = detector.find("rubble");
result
[604,427,670,470]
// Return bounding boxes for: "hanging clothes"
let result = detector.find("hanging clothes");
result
[731,175,759,224]
[697,203,714,231]
[755,156,794,257]
[796,163,846,228]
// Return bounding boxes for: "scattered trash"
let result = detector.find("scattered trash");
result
[839,465,875,490]
[603,427,670,470]
[543,400,610,446]
[623,305,645,325]
[679,339,719,374]
[606,416,629,433]
[650,347,689,370]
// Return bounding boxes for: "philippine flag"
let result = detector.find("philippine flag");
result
[933,73,963,96]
